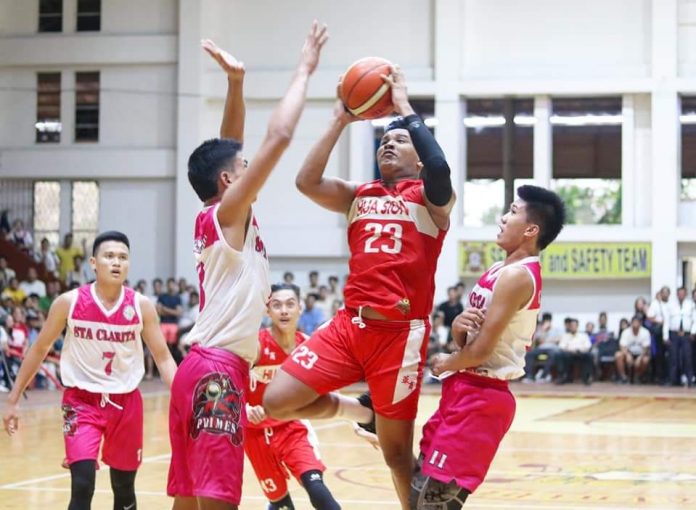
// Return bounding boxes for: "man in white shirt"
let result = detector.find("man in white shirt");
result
[19,268,46,298]
[616,315,651,384]
[647,285,670,384]
[555,318,593,385]
[665,287,695,387]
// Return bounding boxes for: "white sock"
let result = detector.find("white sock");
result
[335,394,373,423]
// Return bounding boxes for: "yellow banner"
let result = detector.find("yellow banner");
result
[459,242,651,279]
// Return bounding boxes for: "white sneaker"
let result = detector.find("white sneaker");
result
[0,384,9,393]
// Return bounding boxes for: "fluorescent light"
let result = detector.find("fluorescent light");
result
[550,114,622,126]
[680,113,696,124]
[35,121,62,132]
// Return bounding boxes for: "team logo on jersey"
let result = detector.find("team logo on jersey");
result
[193,235,206,255]
[62,404,78,436]
[190,372,243,446]
[122,305,135,321]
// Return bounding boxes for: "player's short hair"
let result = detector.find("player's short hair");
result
[92,231,130,256]
[270,283,301,300]
[188,138,243,201]
[385,116,412,133]
[517,185,566,250]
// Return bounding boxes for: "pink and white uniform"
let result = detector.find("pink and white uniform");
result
[61,283,145,471]
[168,203,270,505]
[419,257,542,493]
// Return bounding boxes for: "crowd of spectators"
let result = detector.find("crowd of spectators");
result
[3,215,696,391]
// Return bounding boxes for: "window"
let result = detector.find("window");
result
[77,0,101,31]
[75,72,100,142]
[36,73,61,143]
[464,98,534,227]
[551,97,622,225]
[34,181,61,248]
[681,96,696,200]
[71,181,100,248]
[39,0,62,32]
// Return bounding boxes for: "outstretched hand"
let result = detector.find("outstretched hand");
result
[3,402,19,436]
[299,20,329,75]
[202,39,245,81]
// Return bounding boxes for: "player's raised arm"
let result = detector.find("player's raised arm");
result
[383,66,455,230]
[139,298,177,388]
[217,20,328,227]
[202,39,246,142]
[431,268,533,376]
[295,95,360,214]
[2,294,71,434]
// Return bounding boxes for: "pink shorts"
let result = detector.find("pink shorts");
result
[281,309,430,420]
[160,323,179,345]
[62,387,143,471]
[245,421,325,502]
[167,344,249,505]
[419,372,516,493]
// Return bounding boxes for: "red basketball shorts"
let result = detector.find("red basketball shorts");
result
[167,344,248,505]
[281,309,430,420]
[419,371,516,493]
[244,420,325,502]
[62,387,143,471]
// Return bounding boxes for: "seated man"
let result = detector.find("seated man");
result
[555,318,593,385]
[615,315,651,384]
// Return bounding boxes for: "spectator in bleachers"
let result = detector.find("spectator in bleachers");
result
[178,290,200,358]
[303,270,320,298]
[178,277,191,308]
[34,237,59,278]
[436,286,464,333]
[1,278,26,306]
[66,255,87,286]
[315,285,333,320]
[0,315,9,391]
[0,256,16,287]
[38,280,60,314]
[55,232,83,283]
[7,219,33,253]
[157,277,183,364]
[326,275,342,303]
[454,281,466,302]
[585,321,596,342]
[592,311,619,381]
[616,315,651,384]
[556,318,593,385]
[19,267,46,298]
[647,286,670,384]
[665,286,694,387]
[283,271,295,285]
[149,277,163,304]
[297,293,324,336]
[634,296,649,324]
[617,317,630,338]
[5,308,29,383]
[523,312,562,383]
[134,279,147,295]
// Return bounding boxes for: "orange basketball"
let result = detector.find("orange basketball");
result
[339,57,394,120]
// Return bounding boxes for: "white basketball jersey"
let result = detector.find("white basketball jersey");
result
[187,203,270,364]
[61,284,145,393]
[465,257,542,380]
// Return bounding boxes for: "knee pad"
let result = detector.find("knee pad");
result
[301,470,341,510]
[410,470,469,510]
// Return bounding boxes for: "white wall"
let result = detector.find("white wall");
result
[0,0,38,36]
[102,0,177,35]
[98,178,176,283]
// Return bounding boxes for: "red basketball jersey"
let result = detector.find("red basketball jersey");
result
[247,329,308,428]
[343,179,447,320]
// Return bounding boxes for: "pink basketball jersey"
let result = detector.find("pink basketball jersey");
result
[465,256,542,380]
[61,284,144,393]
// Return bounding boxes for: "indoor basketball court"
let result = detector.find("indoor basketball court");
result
[2,383,695,510]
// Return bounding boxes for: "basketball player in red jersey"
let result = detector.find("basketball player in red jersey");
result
[411,186,565,509]
[245,283,340,510]
[2,231,177,510]
[263,67,455,508]
[167,22,328,510]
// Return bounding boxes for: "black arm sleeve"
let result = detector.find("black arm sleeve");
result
[403,114,453,206]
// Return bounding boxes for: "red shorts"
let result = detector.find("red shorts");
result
[244,420,325,502]
[419,372,516,493]
[62,387,143,471]
[160,323,179,345]
[167,344,248,505]
[281,309,430,420]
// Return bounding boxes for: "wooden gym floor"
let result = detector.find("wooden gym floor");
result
[1,381,696,509]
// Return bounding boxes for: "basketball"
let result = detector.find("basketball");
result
[339,57,394,119]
